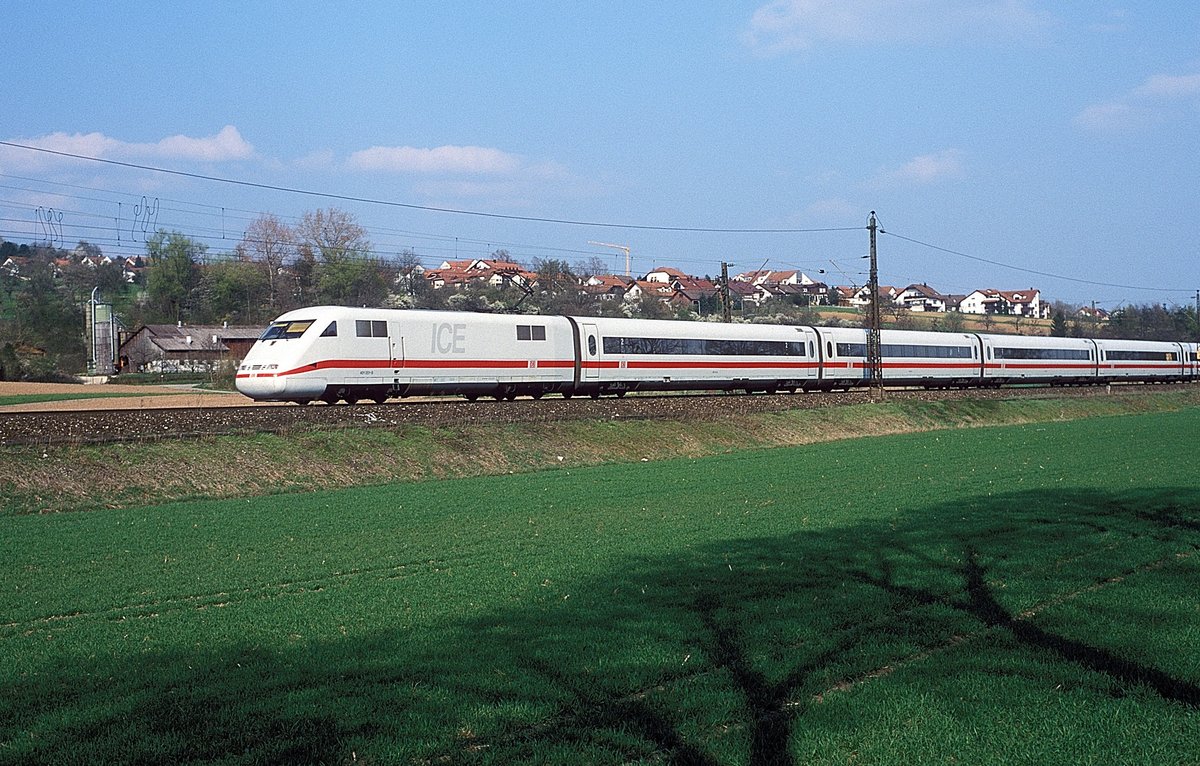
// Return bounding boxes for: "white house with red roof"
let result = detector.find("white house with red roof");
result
[895,283,949,312]
[960,288,1046,318]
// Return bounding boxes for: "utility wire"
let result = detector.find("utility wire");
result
[883,230,1189,294]
[0,140,861,235]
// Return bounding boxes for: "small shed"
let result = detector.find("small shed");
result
[119,323,262,373]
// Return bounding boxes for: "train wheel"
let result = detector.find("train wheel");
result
[590,391,601,399]
[562,392,573,399]
[465,394,479,402]
[615,391,627,398]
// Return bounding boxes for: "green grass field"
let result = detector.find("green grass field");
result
[2,410,1198,764]
[0,391,178,407]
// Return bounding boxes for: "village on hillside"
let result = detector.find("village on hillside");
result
[420,257,1063,320]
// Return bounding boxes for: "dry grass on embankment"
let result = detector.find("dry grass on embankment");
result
[3,388,1199,515]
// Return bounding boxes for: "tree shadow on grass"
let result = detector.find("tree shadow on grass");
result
[3,487,1199,765]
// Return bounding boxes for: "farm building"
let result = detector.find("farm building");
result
[119,323,261,374]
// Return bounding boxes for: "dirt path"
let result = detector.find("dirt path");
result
[0,381,267,412]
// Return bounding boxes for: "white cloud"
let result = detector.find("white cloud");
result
[874,149,965,186]
[0,125,255,172]
[1076,71,1200,132]
[346,145,522,174]
[1132,73,1200,100]
[742,0,1052,55]
[150,126,255,162]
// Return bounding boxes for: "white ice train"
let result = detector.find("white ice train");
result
[235,306,1198,404]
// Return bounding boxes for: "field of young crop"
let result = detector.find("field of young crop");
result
[2,409,1198,764]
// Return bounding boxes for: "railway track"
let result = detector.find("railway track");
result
[0,383,1189,447]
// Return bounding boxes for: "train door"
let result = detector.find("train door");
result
[389,322,404,371]
[582,322,600,380]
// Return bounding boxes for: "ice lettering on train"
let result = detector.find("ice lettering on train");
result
[432,323,467,353]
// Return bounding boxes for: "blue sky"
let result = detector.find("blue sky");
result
[1,1,1198,308]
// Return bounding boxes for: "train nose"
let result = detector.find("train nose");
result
[235,373,284,400]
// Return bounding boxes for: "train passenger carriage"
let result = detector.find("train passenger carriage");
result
[814,327,982,388]
[574,316,821,395]
[979,334,1097,385]
[1093,339,1187,382]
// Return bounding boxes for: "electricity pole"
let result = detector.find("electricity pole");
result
[720,261,732,322]
[866,212,883,390]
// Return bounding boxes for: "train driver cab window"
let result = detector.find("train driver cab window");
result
[260,320,313,340]
[588,335,597,356]
[321,322,337,337]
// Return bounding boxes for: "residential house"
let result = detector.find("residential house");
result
[849,285,900,308]
[960,289,1046,318]
[644,266,690,284]
[895,283,949,312]
[832,286,857,307]
[425,258,537,291]
[733,269,812,286]
[624,280,676,304]
[582,274,633,301]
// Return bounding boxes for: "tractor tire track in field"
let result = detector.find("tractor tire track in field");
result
[0,557,451,636]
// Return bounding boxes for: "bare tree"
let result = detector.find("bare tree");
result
[576,256,610,278]
[296,208,371,265]
[240,213,296,311]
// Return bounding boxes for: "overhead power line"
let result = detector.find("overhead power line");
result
[0,140,861,235]
[883,230,1189,295]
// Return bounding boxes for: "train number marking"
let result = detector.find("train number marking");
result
[432,323,467,354]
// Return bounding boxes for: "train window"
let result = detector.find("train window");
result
[600,337,806,355]
[987,348,992,360]
[809,341,814,357]
[1106,349,1178,361]
[827,342,833,358]
[588,335,597,356]
[321,322,337,337]
[260,320,313,340]
[994,347,1090,360]
[516,325,547,341]
[355,320,388,338]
